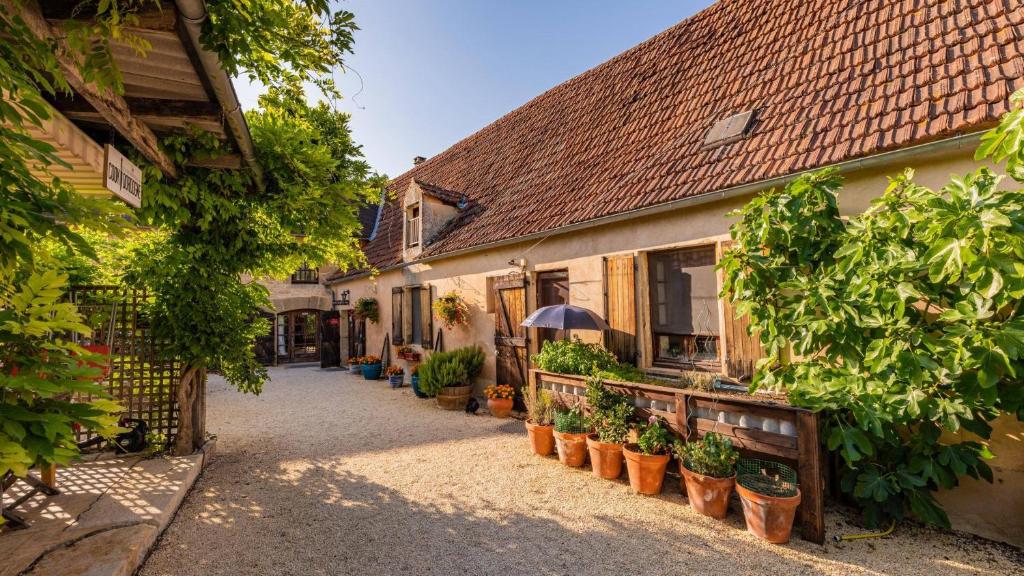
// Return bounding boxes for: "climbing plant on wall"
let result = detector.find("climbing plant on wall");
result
[720,90,1024,529]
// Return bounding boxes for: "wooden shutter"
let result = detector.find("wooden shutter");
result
[391,287,404,344]
[603,254,637,363]
[718,241,763,381]
[420,285,433,349]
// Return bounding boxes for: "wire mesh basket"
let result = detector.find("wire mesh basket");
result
[737,458,798,497]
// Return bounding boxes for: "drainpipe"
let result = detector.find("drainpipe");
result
[174,0,264,188]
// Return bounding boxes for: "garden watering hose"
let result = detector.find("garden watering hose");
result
[833,520,896,543]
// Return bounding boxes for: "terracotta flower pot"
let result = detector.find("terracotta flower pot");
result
[736,483,802,544]
[680,463,736,519]
[487,397,513,418]
[553,430,589,467]
[525,421,554,456]
[586,434,624,480]
[623,444,670,495]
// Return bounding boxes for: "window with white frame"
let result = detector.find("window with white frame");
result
[406,204,420,247]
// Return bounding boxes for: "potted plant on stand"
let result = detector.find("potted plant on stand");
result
[584,378,632,480]
[522,385,554,456]
[484,384,515,418]
[361,355,382,380]
[385,366,404,388]
[410,365,428,398]
[735,459,802,544]
[675,432,739,518]
[348,356,363,374]
[397,345,420,361]
[553,405,590,467]
[432,291,469,329]
[623,416,673,495]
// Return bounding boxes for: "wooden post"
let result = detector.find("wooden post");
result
[796,411,825,544]
[39,463,57,489]
[675,393,690,440]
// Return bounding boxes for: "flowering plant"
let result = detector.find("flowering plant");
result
[635,416,674,455]
[384,366,404,377]
[398,345,414,354]
[348,356,363,365]
[484,384,515,400]
[432,291,469,329]
[362,355,381,365]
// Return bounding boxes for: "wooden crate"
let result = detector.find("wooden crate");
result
[530,369,825,544]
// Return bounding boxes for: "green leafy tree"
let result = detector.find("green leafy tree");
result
[720,90,1024,528]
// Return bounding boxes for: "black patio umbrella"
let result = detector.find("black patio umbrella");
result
[520,304,610,333]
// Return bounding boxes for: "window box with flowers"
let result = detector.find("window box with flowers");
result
[397,345,421,361]
[432,291,469,329]
[484,384,515,418]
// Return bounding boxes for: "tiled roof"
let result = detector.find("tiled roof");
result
[415,180,465,206]
[343,0,1024,280]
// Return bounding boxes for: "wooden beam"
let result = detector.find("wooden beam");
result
[5,0,178,178]
[187,154,241,170]
[41,1,177,31]
[53,96,226,134]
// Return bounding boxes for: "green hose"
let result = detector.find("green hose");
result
[833,521,896,542]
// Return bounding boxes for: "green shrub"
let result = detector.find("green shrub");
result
[417,345,484,396]
[584,377,634,444]
[531,337,618,375]
[674,432,738,478]
[591,363,645,383]
[554,405,588,434]
[635,416,674,455]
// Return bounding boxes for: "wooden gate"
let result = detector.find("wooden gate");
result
[493,273,529,394]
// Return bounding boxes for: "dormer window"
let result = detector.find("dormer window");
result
[406,204,420,247]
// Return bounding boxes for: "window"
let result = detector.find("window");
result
[410,287,423,344]
[406,204,420,247]
[291,265,319,284]
[647,245,720,368]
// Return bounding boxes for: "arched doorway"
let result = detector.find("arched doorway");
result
[277,309,320,363]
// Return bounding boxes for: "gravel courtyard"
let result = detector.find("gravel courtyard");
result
[140,366,1023,576]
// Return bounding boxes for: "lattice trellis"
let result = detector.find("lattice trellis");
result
[69,285,181,443]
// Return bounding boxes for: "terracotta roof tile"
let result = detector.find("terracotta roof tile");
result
[340,0,1024,278]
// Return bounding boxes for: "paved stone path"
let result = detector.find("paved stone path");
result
[140,366,1023,576]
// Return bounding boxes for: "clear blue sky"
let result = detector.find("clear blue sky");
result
[235,0,713,179]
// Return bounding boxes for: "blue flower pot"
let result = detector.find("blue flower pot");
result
[362,363,382,380]
[411,375,428,398]
[388,374,403,388]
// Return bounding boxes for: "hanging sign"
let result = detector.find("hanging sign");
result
[104,144,143,208]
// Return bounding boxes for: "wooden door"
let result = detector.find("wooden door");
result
[320,310,341,368]
[536,270,569,348]
[603,255,637,363]
[718,241,763,381]
[276,310,320,363]
[493,273,529,394]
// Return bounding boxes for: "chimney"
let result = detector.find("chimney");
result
[413,156,427,165]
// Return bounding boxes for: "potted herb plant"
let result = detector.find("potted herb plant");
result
[348,356,363,374]
[384,365,404,388]
[584,378,632,480]
[735,459,802,544]
[623,416,673,495]
[522,385,555,456]
[553,405,590,467]
[674,432,739,518]
[410,365,428,398]
[354,297,380,323]
[361,355,382,380]
[419,346,484,410]
[432,291,469,329]
[484,384,515,418]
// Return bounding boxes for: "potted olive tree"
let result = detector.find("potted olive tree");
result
[674,432,739,518]
[522,384,555,456]
[584,378,632,480]
[623,416,673,495]
[553,405,589,467]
